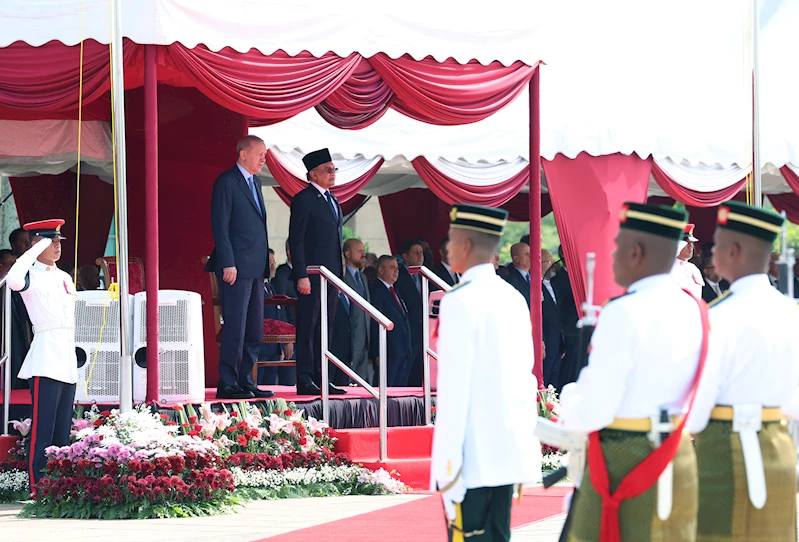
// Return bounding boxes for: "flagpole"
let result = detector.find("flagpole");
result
[751,0,762,208]
[109,0,133,412]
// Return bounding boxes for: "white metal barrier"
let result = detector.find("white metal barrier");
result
[408,266,451,425]
[308,265,394,462]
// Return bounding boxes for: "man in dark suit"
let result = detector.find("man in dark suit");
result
[259,249,295,386]
[206,135,272,400]
[503,242,531,307]
[700,254,730,303]
[550,246,581,389]
[288,148,346,396]
[369,255,412,387]
[272,240,297,324]
[343,238,371,384]
[433,236,460,287]
[393,239,425,387]
[541,249,564,388]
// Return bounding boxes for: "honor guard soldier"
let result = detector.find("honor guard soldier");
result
[431,204,541,542]
[670,223,704,298]
[558,203,709,542]
[688,201,799,542]
[6,220,77,490]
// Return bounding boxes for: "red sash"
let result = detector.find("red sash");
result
[587,289,709,542]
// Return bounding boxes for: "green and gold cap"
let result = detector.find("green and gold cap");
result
[618,202,688,240]
[717,201,783,243]
[449,204,508,236]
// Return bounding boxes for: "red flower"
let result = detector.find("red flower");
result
[93,419,104,427]
[188,416,198,424]
[248,429,259,438]
[545,403,555,410]
[77,459,91,470]
[299,437,307,446]
[47,460,58,473]
[236,435,247,447]
[166,421,177,426]
[536,394,543,402]
[226,427,236,433]
[100,410,112,417]
[550,416,559,423]
[173,404,184,411]
[159,414,169,420]
[128,460,142,472]
[284,409,293,417]
[314,431,323,438]
[230,412,238,418]
[103,461,119,476]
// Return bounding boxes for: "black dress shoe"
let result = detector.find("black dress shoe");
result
[216,385,255,400]
[328,384,347,395]
[296,382,322,396]
[241,385,274,398]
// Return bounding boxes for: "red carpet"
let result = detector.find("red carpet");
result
[0,386,432,406]
[258,486,571,541]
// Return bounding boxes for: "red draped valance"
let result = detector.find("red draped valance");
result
[651,162,746,207]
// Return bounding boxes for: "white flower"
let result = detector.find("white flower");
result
[11,418,31,437]
[0,469,29,493]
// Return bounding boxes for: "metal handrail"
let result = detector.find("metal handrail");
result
[0,277,12,436]
[408,266,451,425]
[307,265,394,462]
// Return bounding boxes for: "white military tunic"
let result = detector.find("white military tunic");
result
[560,274,703,433]
[7,239,77,384]
[688,274,799,432]
[430,263,541,491]
[670,258,704,299]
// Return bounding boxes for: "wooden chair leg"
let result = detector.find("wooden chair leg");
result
[252,364,259,386]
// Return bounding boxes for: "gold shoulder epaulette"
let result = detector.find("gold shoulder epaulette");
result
[444,280,471,295]
[708,291,732,308]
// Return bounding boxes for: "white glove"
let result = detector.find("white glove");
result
[440,476,467,522]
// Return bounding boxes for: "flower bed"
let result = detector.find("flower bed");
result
[1,399,408,517]
[537,386,568,474]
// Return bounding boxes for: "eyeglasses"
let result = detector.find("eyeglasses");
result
[315,166,338,174]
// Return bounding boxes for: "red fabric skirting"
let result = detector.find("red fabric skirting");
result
[412,157,529,207]
[768,193,799,224]
[651,162,746,207]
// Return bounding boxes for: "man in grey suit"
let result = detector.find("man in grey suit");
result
[342,238,372,384]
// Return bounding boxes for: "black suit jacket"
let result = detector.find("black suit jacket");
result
[369,281,412,363]
[542,282,564,360]
[551,269,579,337]
[288,185,343,281]
[504,267,531,308]
[394,265,424,356]
[432,262,457,288]
[272,263,297,324]
[206,165,269,279]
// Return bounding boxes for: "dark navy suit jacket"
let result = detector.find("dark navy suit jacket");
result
[288,185,343,280]
[368,281,412,364]
[206,165,269,279]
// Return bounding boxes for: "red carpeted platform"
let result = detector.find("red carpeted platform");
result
[258,486,571,541]
[0,386,430,406]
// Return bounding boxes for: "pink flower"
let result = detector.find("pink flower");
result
[11,418,31,437]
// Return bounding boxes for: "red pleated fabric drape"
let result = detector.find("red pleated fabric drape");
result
[501,192,553,221]
[651,162,746,207]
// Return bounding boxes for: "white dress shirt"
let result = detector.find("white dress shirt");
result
[7,239,78,384]
[688,274,799,433]
[670,258,704,298]
[431,263,541,490]
[542,278,557,304]
[441,261,460,283]
[560,274,703,434]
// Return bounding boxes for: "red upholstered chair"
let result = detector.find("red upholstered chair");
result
[201,257,298,384]
[95,256,145,294]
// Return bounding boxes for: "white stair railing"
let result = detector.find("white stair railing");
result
[1,279,13,435]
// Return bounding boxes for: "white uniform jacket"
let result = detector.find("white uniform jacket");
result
[7,239,77,384]
[670,258,704,299]
[430,263,541,492]
[688,274,799,433]
[560,274,703,434]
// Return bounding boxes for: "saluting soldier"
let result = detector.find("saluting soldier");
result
[431,204,540,542]
[559,203,709,541]
[6,220,77,491]
[670,223,704,298]
[688,201,799,541]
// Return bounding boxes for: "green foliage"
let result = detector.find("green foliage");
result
[498,215,561,265]
[342,227,370,253]
[234,481,396,501]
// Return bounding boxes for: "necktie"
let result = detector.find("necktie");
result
[325,191,338,220]
[354,270,365,296]
[413,274,421,293]
[389,285,405,312]
[525,272,531,284]
[453,272,460,284]
[247,176,262,216]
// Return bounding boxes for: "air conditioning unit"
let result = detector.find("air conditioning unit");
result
[74,291,134,404]
[132,290,205,403]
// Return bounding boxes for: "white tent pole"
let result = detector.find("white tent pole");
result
[110,0,133,412]
[752,0,762,208]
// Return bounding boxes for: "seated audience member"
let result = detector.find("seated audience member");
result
[417,238,435,269]
[259,249,295,386]
[9,228,30,257]
[77,265,102,291]
[365,252,378,268]
[503,242,532,307]
[0,249,16,278]
[433,236,460,287]
[369,256,412,387]
[363,265,378,285]
[700,255,728,303]
[552,245,580,389]
[394,239,425,387]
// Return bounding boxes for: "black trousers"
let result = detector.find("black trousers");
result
[29,376,75,487]
[295,275,338,387]
[447,485,514,542]
[217,275,264,389]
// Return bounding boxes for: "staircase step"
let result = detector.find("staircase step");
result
[359,458,432,491]
[334,425,433,460]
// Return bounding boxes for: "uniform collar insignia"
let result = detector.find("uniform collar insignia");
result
[444,280,471,295]
[708,290,733,308]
